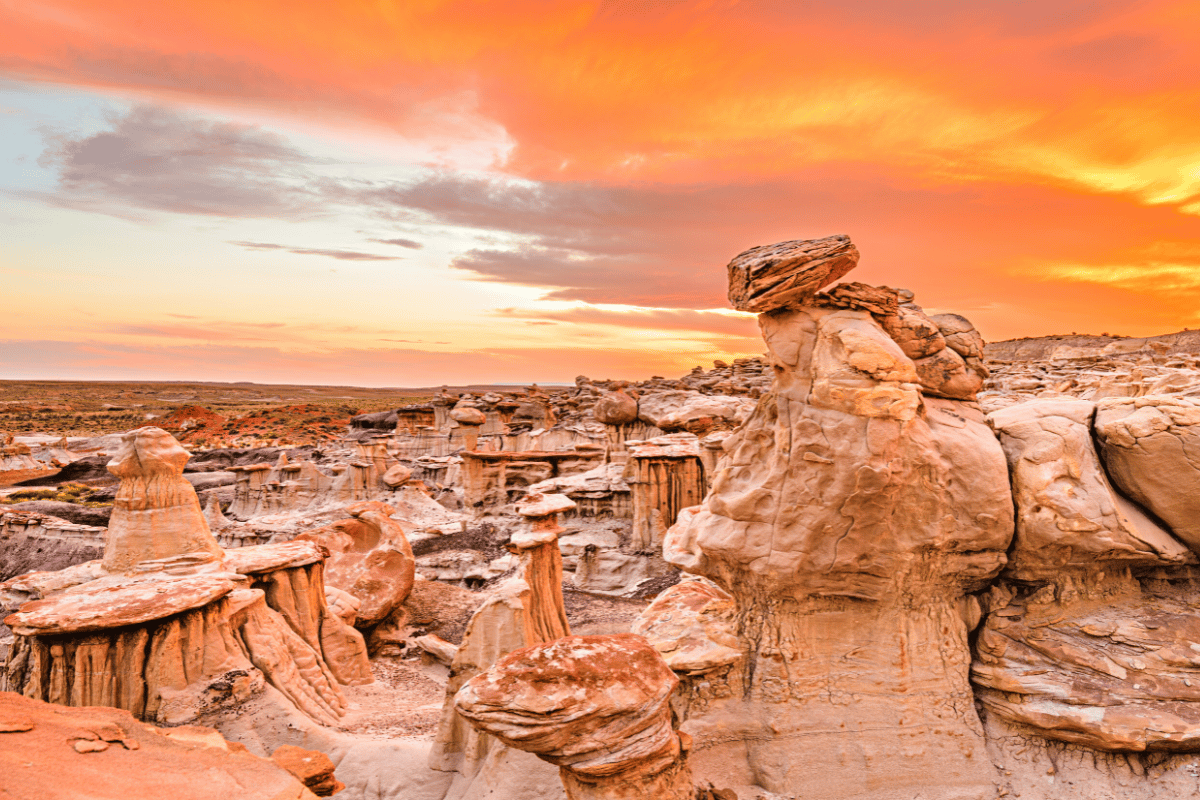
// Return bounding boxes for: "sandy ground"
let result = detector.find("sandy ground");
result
[340,656,448,740]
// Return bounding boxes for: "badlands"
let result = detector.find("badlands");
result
[5,236,1200,800]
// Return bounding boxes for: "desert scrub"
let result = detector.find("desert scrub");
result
[0,481,112,507]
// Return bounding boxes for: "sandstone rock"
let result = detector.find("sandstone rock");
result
[973,571,1200,752]
[632,577,740,674]
[450,407,487,426]
[987,399,1194,578]
[623,433,705,552]
[880,303,947,359]
[593,390,639,426]
[0,691,317,799]
[813,281,899,317]
[103,427,224,572]
[292,501,415,627]
[1093,396,1200,554]
[272,744,344,796]
[455,633,696,800]
[382,462,413,488]
[912,344,983,400]
[635,391,754,433]
[662,266,1014,797]
[727,235,859,313]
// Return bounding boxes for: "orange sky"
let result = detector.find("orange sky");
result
[2,0,1199,384]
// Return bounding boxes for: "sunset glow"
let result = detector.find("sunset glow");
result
[3,0,1200,384]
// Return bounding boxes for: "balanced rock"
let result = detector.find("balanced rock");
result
[593,390,639,426]
[727,234,859,313]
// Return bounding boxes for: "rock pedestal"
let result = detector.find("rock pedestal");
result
[662,237,1014,799]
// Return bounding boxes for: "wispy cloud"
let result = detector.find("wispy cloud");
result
[369,237,424,249]
[228,240,401,262]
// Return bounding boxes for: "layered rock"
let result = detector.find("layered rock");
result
[0,691,320,799]
[662,236,1014,799]
[455,634,696,800]
[104,427,224,572]
[293,500,416,627]
[1,427,370,729]
[727,234,859,312]
[623,433,706,552]
[972,398,1200,752]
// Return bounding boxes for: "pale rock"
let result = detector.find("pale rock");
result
[592,390,639,426]
[292,501,416,627]
[635,391,755,432]
[632,577,741,674]
[987,399,1195,578]
[1093,395,1200,554]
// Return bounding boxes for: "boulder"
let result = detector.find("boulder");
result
[455,634,696,800]
[1093,396,1200,554]
[592,390,639,426]
[727,234,859,313]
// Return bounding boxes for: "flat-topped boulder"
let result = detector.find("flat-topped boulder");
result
[5,573,237,635]
[726,234,859,312]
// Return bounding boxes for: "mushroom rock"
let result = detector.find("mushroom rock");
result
[727,234,859,313]
[972,398,1200,751]
[2,431,371,728]
[593,390,639,426]
[508,493,574,642]
[450,406,487,427]
[0,691,320,800]
[292,500,415,628]
[103,427,224,572]
[1093,396,1200,554]
[425,494,576,797]
[661,237,1015,799]
[454,634,696,800]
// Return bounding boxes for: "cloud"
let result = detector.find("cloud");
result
[493,306,758,338]
[36,104,319,217]
[369,237,424,249]
[0,338,746,386]
[228,240,401,261]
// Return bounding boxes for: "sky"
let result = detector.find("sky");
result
[2,0,1200,386]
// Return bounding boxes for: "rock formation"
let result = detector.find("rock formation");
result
[1,427,370,729]
[103,427,224,571]
[293,500,416,627]
[455,634,696,800]
[661,235,1014,799]
[726,234,860,312]
[623,433,706,552]
[0,690,321,799]
[973,398,1200,752]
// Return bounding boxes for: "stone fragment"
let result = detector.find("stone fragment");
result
[727,235,859,312]
[632,577,740,674]
[880,304,946,359]
[455,634,696,800]
[272,744,344,796]
[450,406,487,426]
[912,344,983,400]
